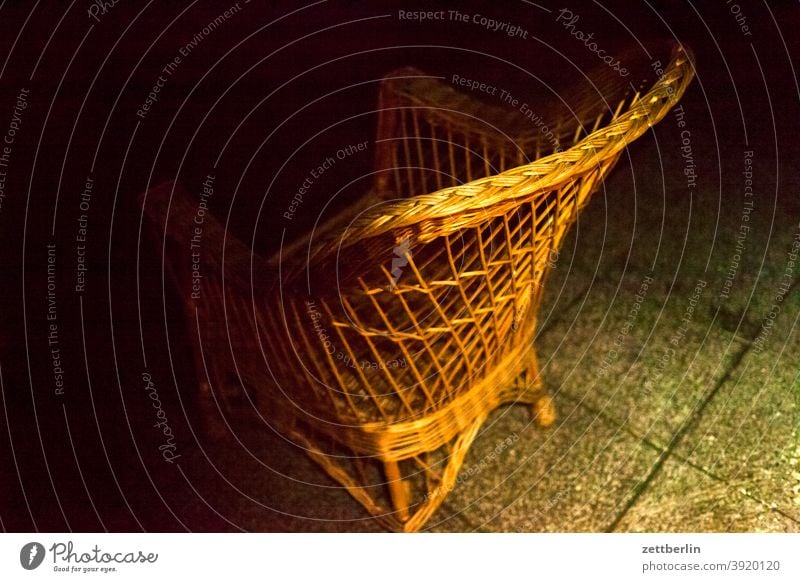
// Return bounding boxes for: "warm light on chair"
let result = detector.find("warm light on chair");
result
[143,42,695,532]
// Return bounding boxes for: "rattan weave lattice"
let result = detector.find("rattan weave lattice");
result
[142,42,694,532]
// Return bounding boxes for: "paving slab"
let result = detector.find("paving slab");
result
[614,458,798,532]
[176,427,383,532]
[429,396,660,532]
[536,277,738,448]
[673,215,800,522]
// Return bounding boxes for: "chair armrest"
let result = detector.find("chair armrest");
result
[139,181,275,296]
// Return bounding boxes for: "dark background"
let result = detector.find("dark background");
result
[0,0,797,531]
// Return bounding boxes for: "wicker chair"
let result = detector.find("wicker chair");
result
[142,42,694,532]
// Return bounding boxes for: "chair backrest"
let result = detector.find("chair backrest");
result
[281,42,694,284]
[267,42,695,425]
[370,43,668,202]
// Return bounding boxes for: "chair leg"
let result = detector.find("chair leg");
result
[384,461,410,523]
[521,349,557,427]
[532,392,557,427]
